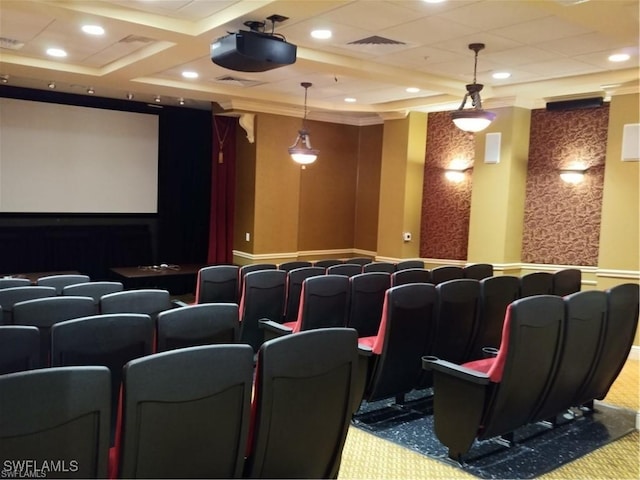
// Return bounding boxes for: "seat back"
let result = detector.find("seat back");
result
[346,272,390,338]
[344,257,371,266]
[245,328,358,479]
[463,263,494,280]
[326,263,362,277]
[469,275,520,359]
[100,289,172,322]
[238,263,277,300]
[395,259,425,271]
[364,283,438,402]
[479,296,565,440]
[519,271,553,298]
[552,268,582,296]
[293,275,351,332]
[13,296,96,366]
[431,266,464,285]
[362,262,396,274]
[574,283,639,406]
[0,278,31,290]
[433,279,481,364]
[36,274,91,294]
[0,286,56,325]
[195,265,240,304]
[0,325,40,374]
[50,313,155,444]
[278,261,312,272]
[62,281,124,311]
[283,267,325,322]
[313,259,343,269]
[156,303,239,352]
[117,345,254,479]
[239,269,287,351]
[391,268,431,286]
[531,290,607,422]
[0,366,111,478]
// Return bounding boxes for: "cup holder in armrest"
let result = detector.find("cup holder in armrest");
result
[422,355,440,370]
[482,347,499,358]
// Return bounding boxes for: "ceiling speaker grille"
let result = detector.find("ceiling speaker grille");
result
[215,75,264,87]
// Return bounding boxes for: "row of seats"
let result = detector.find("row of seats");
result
[0,273,91,293]
[423,283,639,462]
[194,262,496,305]
[0,328,359,479]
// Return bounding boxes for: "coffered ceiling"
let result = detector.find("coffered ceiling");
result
[0,0,638,124]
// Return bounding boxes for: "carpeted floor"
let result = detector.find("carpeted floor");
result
[339,358,639,480]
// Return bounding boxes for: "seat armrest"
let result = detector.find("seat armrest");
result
[171,299,189,308]
[422,356,490,385]
[259,319,293,335]
[357,344,373,357]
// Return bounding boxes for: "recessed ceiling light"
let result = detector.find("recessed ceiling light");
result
[46,48,67,58]
[182,71,199,79]
[82,25,105,35]
[608,53,630,62]
[126,92,134,100]
[48,82,56,89]
[406,87,420,93]
[178,98,185,105]
[492,71,511,79]
[344,97,357,103]
[311,29,332,40]
[0,75,8,84]
[87,87,95,94]
[154,96,161,103]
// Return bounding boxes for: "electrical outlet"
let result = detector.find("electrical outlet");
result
[403,232,412,242]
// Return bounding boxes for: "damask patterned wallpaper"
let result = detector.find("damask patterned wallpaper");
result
[521,105,609,266]
[420,111,474,260]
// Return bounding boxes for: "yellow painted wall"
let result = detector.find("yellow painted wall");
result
[597,93,640,344]
[468,107,530,266]
[377,112,427,260]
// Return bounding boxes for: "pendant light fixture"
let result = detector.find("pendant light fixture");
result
[289,82,319,166]
[451,43,496,133]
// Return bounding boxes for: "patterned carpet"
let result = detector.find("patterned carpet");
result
[339,358,639,480]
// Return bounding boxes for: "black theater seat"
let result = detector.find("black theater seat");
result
[113,344,254,479]
[347,272,391,338]
[244,328,358,479]
[195,265,240,304]
[358,283,438,405]
[423,295,565,462]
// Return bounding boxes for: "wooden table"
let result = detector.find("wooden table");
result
[109,264,204,294]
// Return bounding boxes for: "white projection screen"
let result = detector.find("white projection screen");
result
[0,97,159,213]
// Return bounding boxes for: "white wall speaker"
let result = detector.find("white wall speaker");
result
[621,123,639,161]
[484,132,501,164]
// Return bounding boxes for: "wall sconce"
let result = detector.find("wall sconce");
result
[560,168,588,184]
[445,168,470,182]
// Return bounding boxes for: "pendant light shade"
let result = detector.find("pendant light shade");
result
[451,43,496,133]
[289,82,319,165]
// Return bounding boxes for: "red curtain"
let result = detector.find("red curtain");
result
[207,115,236,264]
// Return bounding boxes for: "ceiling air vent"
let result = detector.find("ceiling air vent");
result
[118,35,154,44]
[215,75,264,87]
[348,36,406,45]
[0,37,25,50]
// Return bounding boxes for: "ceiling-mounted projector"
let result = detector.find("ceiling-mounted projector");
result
[210,29,297,72]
